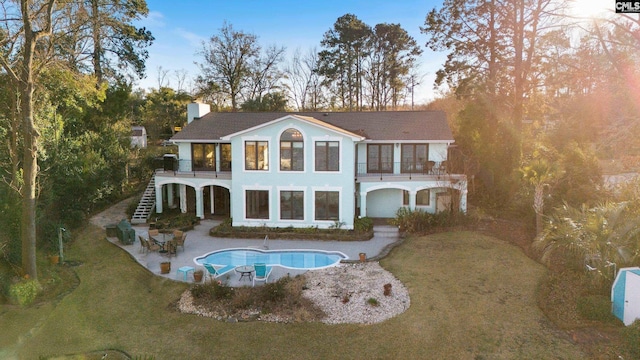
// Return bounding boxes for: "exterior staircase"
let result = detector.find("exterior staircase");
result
[131,176,156,224]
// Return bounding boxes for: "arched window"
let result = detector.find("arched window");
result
[280,129,303,171]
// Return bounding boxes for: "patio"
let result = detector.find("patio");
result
[104,218,400,287]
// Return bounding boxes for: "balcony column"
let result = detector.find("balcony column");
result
[155,184,163,214]
[459,182,468,213]
[409,191,417,211]
[215,144,221,173]
[167,183,175,208]
[359,192,367,217]
[179,184,187,213]
[195,186,204,219]
[229,189,233,217]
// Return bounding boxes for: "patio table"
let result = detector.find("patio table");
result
[235,265,254,282]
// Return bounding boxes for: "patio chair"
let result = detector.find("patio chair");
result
[139,235,160,253]
[163,239,177,257]
[175,233,186,252]
[252,263,272,287]
[202,263,236,282]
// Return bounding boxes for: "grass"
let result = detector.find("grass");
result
[1,225,591,359]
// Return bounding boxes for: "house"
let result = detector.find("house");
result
[612,267,640,326]
[151,103,467,230]
[131,126,148,148]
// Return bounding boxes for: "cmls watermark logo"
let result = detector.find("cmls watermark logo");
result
[616,1,640,13]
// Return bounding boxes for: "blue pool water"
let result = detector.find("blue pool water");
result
[193,248,348,270]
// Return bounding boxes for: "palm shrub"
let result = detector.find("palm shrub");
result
[534,201,640,286]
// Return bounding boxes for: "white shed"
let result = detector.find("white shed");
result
[131,126,147,148]
[611,267,640,326]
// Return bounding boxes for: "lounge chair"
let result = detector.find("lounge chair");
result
[202,263,236,282]
[253,263,272,287]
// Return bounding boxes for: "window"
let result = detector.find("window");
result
[315,191,339,220]
[416,189,430,206]
[280,129,304,171]
[220,143,231,171]
[401,144,429,173]
[192,143,215,170]
[315,141,339,171]
[280,191,304,220]
[367,144,393,173]
[245,141,269,170]
[246,190,269,219]
[402,189,431,206]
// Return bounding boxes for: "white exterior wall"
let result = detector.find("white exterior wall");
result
[229,117,358,230]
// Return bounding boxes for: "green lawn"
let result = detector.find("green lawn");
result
[1,224,585,359]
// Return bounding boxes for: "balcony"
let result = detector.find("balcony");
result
[154,157,231,180]
[356,161,455,182]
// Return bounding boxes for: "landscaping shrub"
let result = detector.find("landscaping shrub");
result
[191,280,233,300]
[260,278,288,303]
[9,279,41,306]
[354,216,373,232]
[390,207,467,234]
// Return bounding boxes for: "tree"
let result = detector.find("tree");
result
[366,23,422,110]
[521,158,558,235]
[422,0,561,130]
[197,22,260,111]
[244,44,286,102]
[142,87,192,140]
[0,0,57,279]
[240,92,287,112]
[318,14,372,111]
[285,47,325,111]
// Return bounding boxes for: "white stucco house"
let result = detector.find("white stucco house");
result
[131,126,148,148]
[152,103,467,230]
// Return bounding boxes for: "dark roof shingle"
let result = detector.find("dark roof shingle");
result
[171,111,453,142]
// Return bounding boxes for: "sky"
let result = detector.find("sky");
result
[135,0,444,104]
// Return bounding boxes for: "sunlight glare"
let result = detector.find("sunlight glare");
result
[569,0,612,20]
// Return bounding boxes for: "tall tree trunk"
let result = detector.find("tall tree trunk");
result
[91,0,104,83]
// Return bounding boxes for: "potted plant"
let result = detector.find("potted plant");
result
[193,269,204,283]
[160,261,171,274]
[49,254,60,265]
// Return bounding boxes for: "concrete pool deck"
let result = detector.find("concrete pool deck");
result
[92,200,400,287]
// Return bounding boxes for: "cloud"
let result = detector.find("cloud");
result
[174,28,207,48]
[140,11,165,28]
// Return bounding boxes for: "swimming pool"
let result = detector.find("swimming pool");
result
[193,248,348,270]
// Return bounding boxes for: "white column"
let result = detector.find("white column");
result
[409,191,417,211]
[210,185,215,214]
[195,187,204,219]
[229,189,233,218]
[359,192,367,217]
[167,183,174,208]
[179,184,187,213]
[155,184,163,214]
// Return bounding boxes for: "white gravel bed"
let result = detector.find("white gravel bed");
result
[302,262,410,324]
[177,261,410,324]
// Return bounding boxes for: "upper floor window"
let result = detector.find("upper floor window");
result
[192,143,215,171]
[401,144,429,173]
[245,141,269,170]
[280,129,304,171]
[315,141,339,171]
[220,143,232,171]
[367,144,393,173]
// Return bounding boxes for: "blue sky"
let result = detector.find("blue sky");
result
[136,0,443,104]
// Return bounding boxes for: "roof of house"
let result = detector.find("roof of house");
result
[171,111,453,142]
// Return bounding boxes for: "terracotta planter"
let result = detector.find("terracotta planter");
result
[193,271,204,283]
[359,252,366,262]
[160,261,171,274]
[49,255,60,265]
